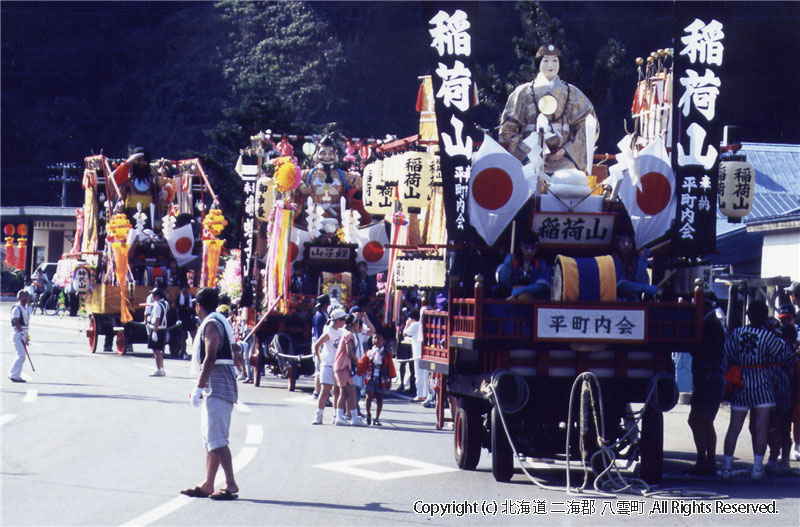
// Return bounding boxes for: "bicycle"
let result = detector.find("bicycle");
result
[30,291,48,315]
[42,288,65,316]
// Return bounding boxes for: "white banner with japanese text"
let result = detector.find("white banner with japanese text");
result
[532,212,615,247]
[536,307,646,342]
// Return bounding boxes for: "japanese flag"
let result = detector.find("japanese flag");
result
[356,221,391,275]
[288,227,311,264]
[167,224,196,267]
[608,137,676,247]
[468,134,532,245]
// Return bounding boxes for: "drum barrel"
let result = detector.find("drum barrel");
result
[553,255,616,302]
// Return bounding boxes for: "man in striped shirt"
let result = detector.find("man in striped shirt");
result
[180,288,244,500]
[721,300,796,480]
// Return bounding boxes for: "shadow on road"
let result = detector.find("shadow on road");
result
[233,499,407,514]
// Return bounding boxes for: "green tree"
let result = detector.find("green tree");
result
[201,1,349,243]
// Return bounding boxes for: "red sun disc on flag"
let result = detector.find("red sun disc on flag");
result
[288,242,299,262]
[472,168,513,211]
[363,241,384,262]
[175,237,192,254]
[636,172,672,215]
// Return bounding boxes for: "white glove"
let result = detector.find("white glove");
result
[190,387,204,408]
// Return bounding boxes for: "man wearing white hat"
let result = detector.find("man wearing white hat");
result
[8,289,31,382]
[312,308,348,425]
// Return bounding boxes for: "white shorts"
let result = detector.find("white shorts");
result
[201,396,233,452]
[320,365,335,386]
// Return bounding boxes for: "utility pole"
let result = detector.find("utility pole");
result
[47,162,80,207]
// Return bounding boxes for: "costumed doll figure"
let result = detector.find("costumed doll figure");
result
[277,134,294,157]
[499,45,597,173]
[297,135,361,224]
[114,147,174,230]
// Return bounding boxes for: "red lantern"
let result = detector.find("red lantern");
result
[3,224,14,236]
[16,224,28,236]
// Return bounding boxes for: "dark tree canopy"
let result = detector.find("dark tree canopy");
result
[2,0,798,219]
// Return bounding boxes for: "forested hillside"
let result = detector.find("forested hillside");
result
[2,1,798,211]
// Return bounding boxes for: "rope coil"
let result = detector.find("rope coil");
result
[488,371,728,499]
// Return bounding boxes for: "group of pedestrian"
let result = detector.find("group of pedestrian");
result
[306,288,452,427]
[311,292,385,427]
[686,283,800,480]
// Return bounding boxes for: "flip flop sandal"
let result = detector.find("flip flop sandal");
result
[209,489,239,501]
[180,486,210,498]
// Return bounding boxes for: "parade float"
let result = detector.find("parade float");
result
[60,153,220,355]
[395,5,737,487]
[231,130,397,388]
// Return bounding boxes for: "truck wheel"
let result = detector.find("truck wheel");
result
[639,403,664,484]
[88,315,98,354]
[454,402,481,470]
[491,405,514,482]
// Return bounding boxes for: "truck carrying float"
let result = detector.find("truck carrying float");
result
[60,152,220,355]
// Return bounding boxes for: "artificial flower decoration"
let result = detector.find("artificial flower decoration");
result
[392,211,408,226]
[107,214,132,242]
[273,156,302,193]
[202,208,227,239]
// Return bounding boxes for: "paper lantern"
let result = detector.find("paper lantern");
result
[72,265,92,294]
[718,156,755,221]
[255,176,275,222]
[16,224,27,236]
[429,155,442,187]
[5,236,16,268]
[362,162,377,212]
[364,160,393,216]
[381,153,401,187]
[397,152,433,212]
[302,142,316,157]
[3,224,14,236]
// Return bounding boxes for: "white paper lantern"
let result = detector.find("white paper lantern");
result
[365,160,393,216]
[718,157,755,220]
[397,152,433,212]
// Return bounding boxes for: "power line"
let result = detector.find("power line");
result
[47,163,80,208]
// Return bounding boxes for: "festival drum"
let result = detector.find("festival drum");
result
[552,255,616,302]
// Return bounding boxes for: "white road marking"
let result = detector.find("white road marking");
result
[22,389,37,403]
[120,429,262,526]
[226,446,258,479]
[234,401,252,413]
[1,414,18,426]
[314,455,458,481]
[244,424,263,445]
[120,496,193,527]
